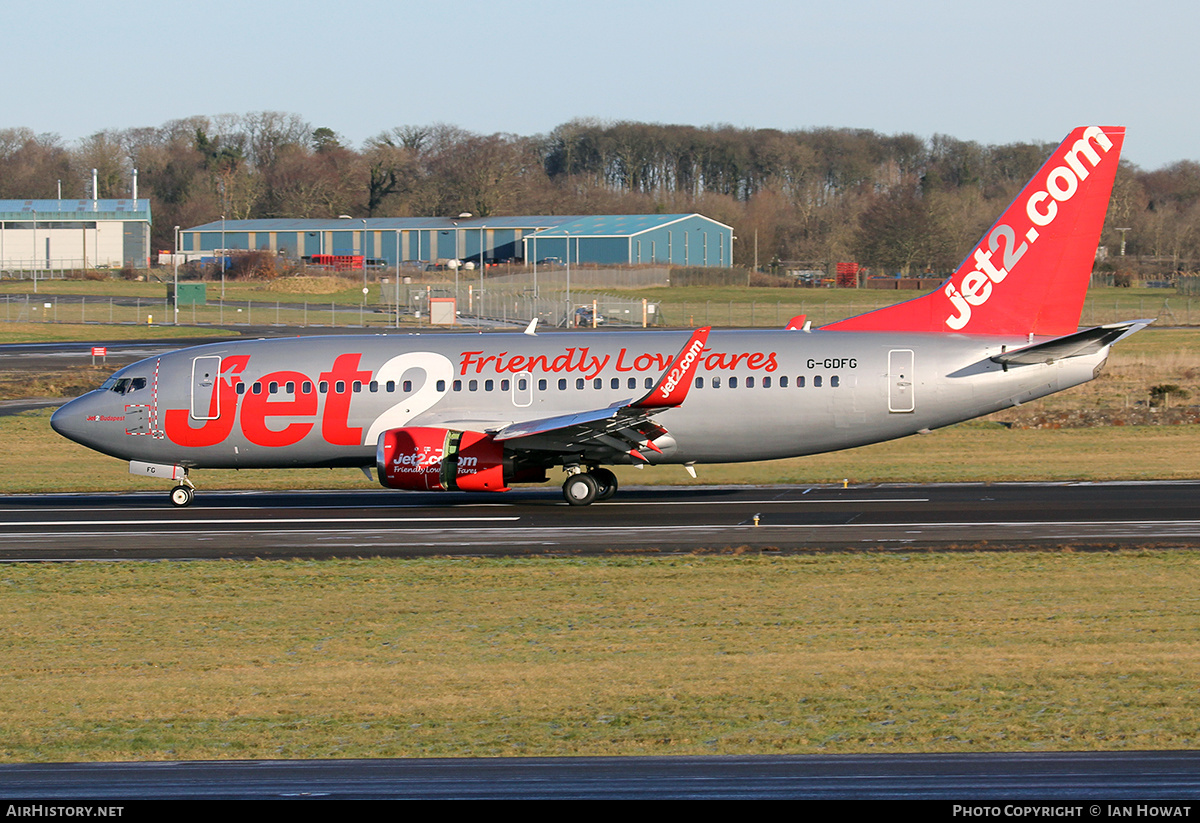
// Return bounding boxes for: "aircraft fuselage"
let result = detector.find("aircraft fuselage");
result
[51,327,1104,472]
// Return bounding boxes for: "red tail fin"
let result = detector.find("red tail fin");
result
[824,126,1125,336]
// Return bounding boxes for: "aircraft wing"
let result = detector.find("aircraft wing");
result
[990,320,1152,365]
[491,327,711,462]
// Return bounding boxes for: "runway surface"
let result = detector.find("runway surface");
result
[2,751,1199,799]
[4,480,1200,560]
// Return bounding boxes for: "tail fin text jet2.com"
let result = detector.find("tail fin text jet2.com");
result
[52,126,1146,506]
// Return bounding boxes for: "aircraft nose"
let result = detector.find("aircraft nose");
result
[50,394,97,446]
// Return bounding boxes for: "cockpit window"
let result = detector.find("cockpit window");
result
[108,376,147,395]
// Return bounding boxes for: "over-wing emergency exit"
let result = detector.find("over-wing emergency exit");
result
[52,126,1147,506]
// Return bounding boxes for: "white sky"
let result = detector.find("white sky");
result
[8,0,1196,170]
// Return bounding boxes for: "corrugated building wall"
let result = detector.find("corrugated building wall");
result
[180,214,733,268]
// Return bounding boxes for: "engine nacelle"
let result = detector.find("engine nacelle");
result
[376,427,510,492]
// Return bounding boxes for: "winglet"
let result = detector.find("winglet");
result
[785,314,807,330]
[523,318,538,336]
[633,327,711,409]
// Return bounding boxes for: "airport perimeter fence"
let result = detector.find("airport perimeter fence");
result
[0,290,662,330]
[1,264,86,281]
[3,291,1198,330]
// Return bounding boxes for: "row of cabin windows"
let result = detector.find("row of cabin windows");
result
[697,374,840,389]
[236,379,415,396]
[446,376,841,391]
[233,374,843,396]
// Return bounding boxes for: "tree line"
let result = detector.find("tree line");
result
[1,113,1196,275]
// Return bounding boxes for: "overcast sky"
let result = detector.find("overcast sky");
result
[8,0,1196,170]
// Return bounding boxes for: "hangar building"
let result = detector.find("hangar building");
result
[179,213,734,268]
[0,199,152,271]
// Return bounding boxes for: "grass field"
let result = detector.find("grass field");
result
[3,276,1198,329]
[4,283,1200,764]
[2,552,1198,761]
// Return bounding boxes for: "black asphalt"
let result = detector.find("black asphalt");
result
[3,481,1200,560]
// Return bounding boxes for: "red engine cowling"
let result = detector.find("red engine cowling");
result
[376,427,510,492]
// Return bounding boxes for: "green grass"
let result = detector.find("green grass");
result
[7,278,1200,329]
[4,286,1199,763]
[0,322,232,345]
[2,552,1197,761]
[0,273,412,307]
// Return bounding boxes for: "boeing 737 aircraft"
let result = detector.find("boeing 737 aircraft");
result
[52,126,1145,506]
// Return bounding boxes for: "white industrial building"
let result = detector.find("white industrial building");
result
[0,199,152,271]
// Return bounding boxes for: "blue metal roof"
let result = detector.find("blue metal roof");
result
[185,215,585,232]
[528,214,727,238]
[0,199,151,220]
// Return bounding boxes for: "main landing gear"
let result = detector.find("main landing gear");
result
[562,467,618,506]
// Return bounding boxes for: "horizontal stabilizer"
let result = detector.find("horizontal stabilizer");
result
[990,321,1152,365]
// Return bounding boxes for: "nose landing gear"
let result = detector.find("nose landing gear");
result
[169,478,196,508]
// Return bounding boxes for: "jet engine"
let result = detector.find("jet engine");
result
[377,427,519,492]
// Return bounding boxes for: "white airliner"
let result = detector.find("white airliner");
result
[52,126,1145,506]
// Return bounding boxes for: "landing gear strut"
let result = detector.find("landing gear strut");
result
[562,467,618,506]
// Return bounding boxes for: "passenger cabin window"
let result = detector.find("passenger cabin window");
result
[831,375,840,388]
[814,375,823,387]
